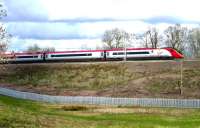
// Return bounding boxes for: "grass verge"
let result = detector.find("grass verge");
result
[1,95,200,128]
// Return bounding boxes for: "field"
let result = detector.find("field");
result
[1,95,200,128]
[0,61,200,98]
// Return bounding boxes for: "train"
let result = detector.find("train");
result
[3,47,183,63]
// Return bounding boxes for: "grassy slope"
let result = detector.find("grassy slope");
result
[1,95,200,128]
[0,61,200,98]
[0,63,133,90]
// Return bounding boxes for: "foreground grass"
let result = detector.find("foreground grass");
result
[1,95,200,128]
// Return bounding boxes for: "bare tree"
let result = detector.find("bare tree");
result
[102,28,133,49]
[164,24,188,53]
[26,44,41,52]
[95,45,103,50]
[0,3,6,19]
[42,47,55,52]
[80,44,91,50]
[145,27,159,48]
[135,27,161,48]
[141,33,149,48]
[0,26,11,51]
[0,3,11,63]
[188,28,200,58]
[26,44,55,52]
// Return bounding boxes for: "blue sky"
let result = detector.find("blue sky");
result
[1,0,200,51]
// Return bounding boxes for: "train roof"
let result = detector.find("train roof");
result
[3,47,181,55]
[47,48,167,53]
[46,49,105,54]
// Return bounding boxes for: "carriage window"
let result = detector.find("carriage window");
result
[113,51,149,55]
[51,53,92,57]
[127,52,149,54]
[16,56,38,58]
[113,52,124,55]
[101,52,104,56]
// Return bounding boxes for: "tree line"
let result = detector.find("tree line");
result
[102,25,200,58]
[0,3,11,62]
[26,44,55,52]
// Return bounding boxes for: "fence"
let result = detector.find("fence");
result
[1,87,200,108]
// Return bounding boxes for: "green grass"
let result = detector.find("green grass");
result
[1,95,200,128]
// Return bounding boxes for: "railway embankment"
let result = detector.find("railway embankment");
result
[0,61,200,98]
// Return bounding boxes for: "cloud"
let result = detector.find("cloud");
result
[8,37,103,51]
[5,20,199,41]
[5,22,80,39]
[7,22,199,52]
[5,21,152,40]
[3,0,200,23]
[40,0,200,22]
[3,0,200,52]
[3,0,48,22]
[144,16,187,24]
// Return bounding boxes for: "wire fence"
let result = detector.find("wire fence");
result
[1,87,200,108]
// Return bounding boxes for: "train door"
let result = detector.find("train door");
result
[103,51,106,61]
[42,52,46,61]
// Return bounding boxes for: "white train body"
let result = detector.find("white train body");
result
[4,48,183,63]
[45,50,104,61]
[106,48,173,60]
[9,53,43,62]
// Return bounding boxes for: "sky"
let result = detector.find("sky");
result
[1,0,200,51]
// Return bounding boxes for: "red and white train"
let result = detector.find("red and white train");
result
[4,47,183,63]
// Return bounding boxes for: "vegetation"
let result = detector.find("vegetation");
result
[188,28,200,58]
[0,3,11,65]
[1,95,200,128]
[0,61,200,98]
[0,25,11,64]
[0,3,10,63]
[147,68,200,96]
[140,27,160,48]
[26,43,55,52]
[102,24,200,58]
[0,3,7,19]
[164,24,188,53]
[0,3,8,52]
[102,28,134,49]
[0,63,134,90]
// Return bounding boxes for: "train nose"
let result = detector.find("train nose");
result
[176,52,184,59]
[165,48,184,59]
